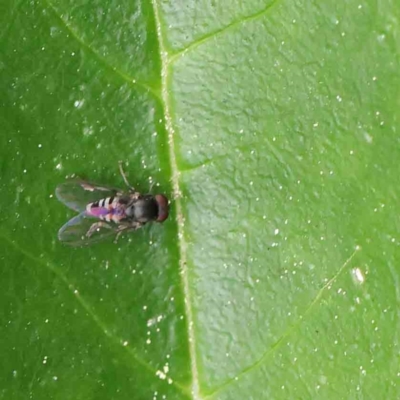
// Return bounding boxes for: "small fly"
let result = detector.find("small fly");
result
[56,162,169,246]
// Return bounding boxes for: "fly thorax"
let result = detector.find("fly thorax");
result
[132,196,159,222]
[124,205,135,217]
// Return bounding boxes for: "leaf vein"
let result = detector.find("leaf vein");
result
[0,0,25,44]
[0,232,189,395]
[40,0,159,99]
[151,1,201,399]
[205,248,360,398]
[385,261,400,397]
[170,0,283,62]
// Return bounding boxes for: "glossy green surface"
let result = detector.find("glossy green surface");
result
[1,0,400,399]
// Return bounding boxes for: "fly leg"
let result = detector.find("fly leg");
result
[86,222,114,237]
[80,182,123,196]
[114,230,126,244]
[118,161,136,191]
[113,222,143,243]
[148,179,155,193]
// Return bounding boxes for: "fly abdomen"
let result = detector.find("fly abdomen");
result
[86,196,126,222]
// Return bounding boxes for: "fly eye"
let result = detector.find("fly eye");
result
[155,194,169,222]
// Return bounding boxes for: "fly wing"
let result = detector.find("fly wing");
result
[58,212,119,246]
[55,180,122,212]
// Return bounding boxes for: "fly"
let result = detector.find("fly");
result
[56,162,169,246]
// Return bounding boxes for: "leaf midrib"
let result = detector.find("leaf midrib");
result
[150,1,200,399]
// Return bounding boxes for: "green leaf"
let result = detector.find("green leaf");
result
[1,0,399,399]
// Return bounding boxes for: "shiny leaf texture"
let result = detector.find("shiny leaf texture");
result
[1,0,400,399]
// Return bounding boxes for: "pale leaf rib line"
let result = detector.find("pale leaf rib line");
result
[0,0,24,43]
[386,261,400,394]
[206,248,361,398]
[0,233,189,394]
[42,0,159,99]
[170,0,282,62]
[150,1,201,399]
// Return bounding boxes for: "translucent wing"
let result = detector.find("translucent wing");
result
[58,212,118,246]
[55,180,122,212]
[58,212,140,246]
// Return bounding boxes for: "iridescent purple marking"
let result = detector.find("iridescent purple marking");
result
[89,207,109,217]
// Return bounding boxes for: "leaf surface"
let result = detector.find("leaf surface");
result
[1,0,400,399]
